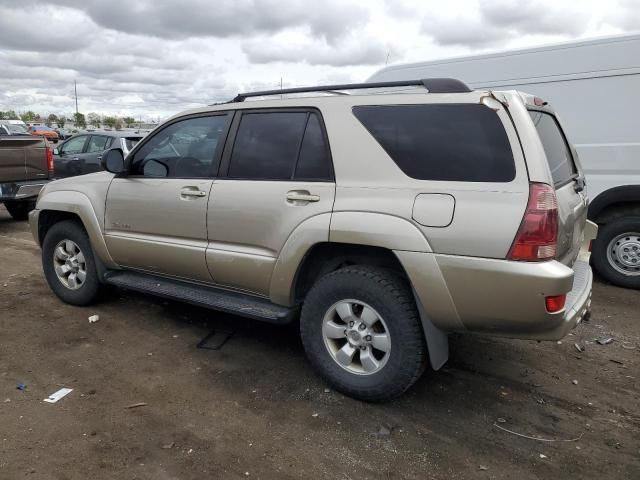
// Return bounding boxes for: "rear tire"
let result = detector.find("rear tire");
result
[592,216,640,289]
[300,266,427,401]
[42,220,102,305]
[4,200,36,221]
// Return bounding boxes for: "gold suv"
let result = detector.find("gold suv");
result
[29,79,596,401]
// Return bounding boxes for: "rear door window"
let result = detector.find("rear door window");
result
[353,104,515,182]
[87,135,110,153]
[528,111,576,186]
[227,111,332,181]
[294,113,332,180]
[228,112,307,180]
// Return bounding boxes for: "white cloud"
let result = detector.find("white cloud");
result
[421,0,593,48]
[242,31,395,66]
[0,0,636,119]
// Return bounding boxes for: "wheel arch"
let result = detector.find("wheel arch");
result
[291,242,406,304]
[269,211,433,306]
[588,185,640,224]
[35,190,117,268]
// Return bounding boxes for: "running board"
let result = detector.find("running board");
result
[103,271,296,324]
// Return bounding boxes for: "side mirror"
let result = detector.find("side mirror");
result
[53,148,59,155]
[102,148,125,174]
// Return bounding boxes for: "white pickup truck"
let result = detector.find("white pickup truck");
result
[369,32,640,289]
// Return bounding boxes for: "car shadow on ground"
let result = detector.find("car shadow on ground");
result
[100,287,554,408]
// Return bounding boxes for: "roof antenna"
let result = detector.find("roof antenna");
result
[385,51,390,65]
[280,77,283,99]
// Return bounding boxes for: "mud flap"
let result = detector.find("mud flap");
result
[413,289,449,370]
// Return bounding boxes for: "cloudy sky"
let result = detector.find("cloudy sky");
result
[0,0,638,120]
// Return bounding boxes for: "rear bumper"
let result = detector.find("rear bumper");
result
[559,259,592,338]
[0,180,48,201]
[398,222,597,341]
[434,256,592,340]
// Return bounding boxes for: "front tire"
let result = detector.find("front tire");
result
[592,216,640,289]
[300,266,427,401]
[4,200,36,221]
[42,220,101,305]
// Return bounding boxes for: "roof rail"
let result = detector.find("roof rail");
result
[231,78,471,102]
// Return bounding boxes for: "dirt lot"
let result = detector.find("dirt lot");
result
[0,206,638,480]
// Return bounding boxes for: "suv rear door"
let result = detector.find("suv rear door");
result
[206,109,335,296]
[528,109,587,266]
[83,135,112,174]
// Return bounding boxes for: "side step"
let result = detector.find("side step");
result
[104,271,297,324]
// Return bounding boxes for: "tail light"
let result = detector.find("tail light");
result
[508,183,558,261]
[46,145,54,176]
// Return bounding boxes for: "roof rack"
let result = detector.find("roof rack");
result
[231,78,471,102]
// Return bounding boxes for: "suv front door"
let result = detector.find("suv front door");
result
[55,135,89,178]
[207,109,335,296]
[104,113,232,282]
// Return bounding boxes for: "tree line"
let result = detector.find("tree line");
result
[0,110,137,130]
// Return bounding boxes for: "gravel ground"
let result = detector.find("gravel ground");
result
[0,206,638,479]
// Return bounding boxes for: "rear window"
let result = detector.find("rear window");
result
[528,111,576,186]
[353,104,515,182]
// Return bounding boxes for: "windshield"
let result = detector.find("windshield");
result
[124,137,142,151]
[7,124,28,134]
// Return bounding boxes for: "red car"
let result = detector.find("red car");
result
[28,126,59,143]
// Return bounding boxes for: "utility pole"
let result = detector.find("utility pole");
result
[74,80,78,114]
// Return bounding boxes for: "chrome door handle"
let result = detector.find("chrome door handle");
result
[180,188,207,198]
[286,191,320,203]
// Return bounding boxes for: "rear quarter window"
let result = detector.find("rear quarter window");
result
[353,104,515,182]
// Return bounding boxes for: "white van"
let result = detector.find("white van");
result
[368,33,640,289]
[5,119,28,128]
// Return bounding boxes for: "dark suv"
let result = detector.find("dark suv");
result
[53,131,143,178]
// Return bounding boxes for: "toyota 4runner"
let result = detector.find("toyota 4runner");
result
[29,79,597,401]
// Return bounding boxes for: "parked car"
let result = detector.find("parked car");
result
[0,122,31,136]
[30,79,596,400]
[4,119,28,128]
[28,125,59,143]
[368,32,640,289]
[52,131,143,178]
[0,135,53,219]
[55,128,71,140]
